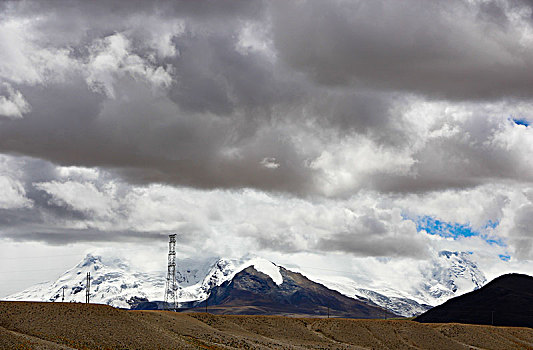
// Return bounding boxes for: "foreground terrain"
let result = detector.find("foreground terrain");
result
[0,302,532,349]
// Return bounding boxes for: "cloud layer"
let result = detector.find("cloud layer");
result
[0,0,531,196]
[273,0,533,99]
[0,0,532,275]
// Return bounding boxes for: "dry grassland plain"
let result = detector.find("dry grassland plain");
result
[0,301,532,349]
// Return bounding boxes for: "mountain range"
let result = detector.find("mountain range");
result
[5,250,487,317]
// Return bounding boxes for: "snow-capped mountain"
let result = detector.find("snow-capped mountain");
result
[417,250,487,306]
[5,254,284,309]
[175,256,283,303]
[5,254,166,308]
[5,250,486,317]
[295,250,487,316]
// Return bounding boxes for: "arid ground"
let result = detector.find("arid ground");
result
[0,301,532,349]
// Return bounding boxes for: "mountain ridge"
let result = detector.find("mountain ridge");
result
[5,250,487,317]
[200,265,396,318]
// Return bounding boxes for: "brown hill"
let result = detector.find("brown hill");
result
[202,266,396,318]
[1,301,532,349]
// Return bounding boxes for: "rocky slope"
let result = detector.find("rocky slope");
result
[203,266,397,318]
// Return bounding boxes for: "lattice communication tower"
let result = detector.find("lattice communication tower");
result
[164,234,178,310]
[85,272,91,303]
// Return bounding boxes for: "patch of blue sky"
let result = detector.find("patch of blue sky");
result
[483,219,499,230]
[498,254,511,261]
[414,216,476,238]
[412,215,506,247]
[511,118,530,127]
[485,237,506,246]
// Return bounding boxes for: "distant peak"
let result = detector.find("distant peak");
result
[79,253,103,266]
[438,250,471,258]
[77,253,131,270]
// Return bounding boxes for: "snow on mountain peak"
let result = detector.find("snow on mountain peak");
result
[417,250,487,305]
[249,258,283,285]
[79,253,101,267]
[176,256,283,302]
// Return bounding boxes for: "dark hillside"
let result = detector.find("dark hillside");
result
[415,273,533,328]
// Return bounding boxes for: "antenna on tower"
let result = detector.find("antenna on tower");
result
[86,272,91,303]
[164,234,178,311]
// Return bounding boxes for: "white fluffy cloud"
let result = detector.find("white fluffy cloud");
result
[0,83,30,119]
[0,155,31,209]
[0,17,75,85]
[35,181,118,220]
[86,33,173,98]
[0,175,31,209]
[0,158,524,262]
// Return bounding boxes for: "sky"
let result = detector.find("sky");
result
[1,0,533,298]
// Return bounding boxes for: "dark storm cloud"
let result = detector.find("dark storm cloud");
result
[2,227,173,245]
[317,232,428,258]
[10,0,265,24]
[1,0,533,199]
[314,213,428,258]
[4,0,266,58]
[165,32,297,116]
[477,1,510,26]
[307,90,410,145]
[369,113,533,193]
[0,0,409,195]
[0,77,317,193]
[271,0,533,100]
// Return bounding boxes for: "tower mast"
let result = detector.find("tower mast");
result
[164,234,178,310]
